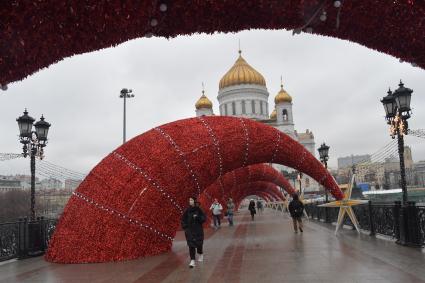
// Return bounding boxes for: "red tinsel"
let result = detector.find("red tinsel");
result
[199,164,293,218]
[45,116,342,263]
[1,1,424,86]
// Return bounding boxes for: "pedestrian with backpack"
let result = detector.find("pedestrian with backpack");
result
[288,194,304,233]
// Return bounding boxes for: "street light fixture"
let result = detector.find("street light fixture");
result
[318,142,330,222]
[381,80,412,205]
[119,88,135,144]
[16,109,51,220]
[380,80,421,247]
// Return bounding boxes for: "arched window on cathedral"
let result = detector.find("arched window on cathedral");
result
[282,109,288,121]
[260,101,264,115]
[232,102,236,115]
[242,100,246,114]
[224,103,228,115]
[251,100,255,114]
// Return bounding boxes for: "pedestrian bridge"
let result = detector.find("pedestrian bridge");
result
[1,209,424,283]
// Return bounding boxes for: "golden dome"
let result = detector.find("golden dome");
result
[219,51,266,90]
[274,83,292,104]
[195,91,213,109]
[270,109,277,120]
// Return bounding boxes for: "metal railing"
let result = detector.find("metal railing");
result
[0,217,57,262]
[304,201,424,246]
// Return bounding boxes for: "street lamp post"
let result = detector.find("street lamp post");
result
[380,81,412,205]
[119,88,135,144]
[318,142,330,222]
[16,109,51,220]
[380,81,422,247]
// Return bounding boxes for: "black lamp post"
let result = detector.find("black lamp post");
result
[16,109,51,220]
[119,88,135,144]
[380,81,412,205]
[380,81,422,247]
[318,142,330,222]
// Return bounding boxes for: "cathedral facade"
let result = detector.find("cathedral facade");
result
[194,51,318,192]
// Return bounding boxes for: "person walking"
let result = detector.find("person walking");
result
[181,197,206,268]
[256,199,263,213]
[248,199,256,221]
[209,198,223,229]
[226,198,235,226]
[288,194,304,233]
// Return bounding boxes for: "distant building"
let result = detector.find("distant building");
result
[414,161,425,187]
[65,179,82,191]
[40,178,63,190]
[338,154,371,169]
[0,179,22,192]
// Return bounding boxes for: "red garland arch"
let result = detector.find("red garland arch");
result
[45,116,342,263]
[201,163,294,208]
[200,179,286,222]
[231,182,285,205]
[1,1,424,86]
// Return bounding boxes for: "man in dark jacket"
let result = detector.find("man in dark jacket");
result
[288,194,304,233]
[181,197,206,268]
[248,199,256,221]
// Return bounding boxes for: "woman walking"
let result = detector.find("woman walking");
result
[226,198,235,226]
[181,197,206,268]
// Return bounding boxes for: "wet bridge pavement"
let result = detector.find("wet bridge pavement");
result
[1,209,425,283]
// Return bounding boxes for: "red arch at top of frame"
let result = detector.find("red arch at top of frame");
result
[1,1,424,86]
[45,116,342,263]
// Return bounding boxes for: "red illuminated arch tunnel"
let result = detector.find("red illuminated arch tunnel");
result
[46,116,341,263]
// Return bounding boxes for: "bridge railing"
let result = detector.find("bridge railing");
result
[304,201,425,247]
[0,217,57,262]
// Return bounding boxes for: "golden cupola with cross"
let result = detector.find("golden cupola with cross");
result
[217,50,270,120]
[195,88,214,117]
[219,50,267,90]
[274,83,292,104]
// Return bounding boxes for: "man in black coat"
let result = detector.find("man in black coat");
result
[248,199,256,221]
[288,194,304,233]
[181,197,206,268]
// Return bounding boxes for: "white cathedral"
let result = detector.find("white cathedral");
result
[194,50,318,192]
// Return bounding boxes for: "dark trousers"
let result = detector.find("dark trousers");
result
[213,214,221,227]
[189,245,203,260]
[227,213,234,226]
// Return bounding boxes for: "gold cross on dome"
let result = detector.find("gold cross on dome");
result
[319,174,368,234]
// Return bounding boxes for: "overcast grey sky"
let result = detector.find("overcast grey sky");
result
[1,29,424,175]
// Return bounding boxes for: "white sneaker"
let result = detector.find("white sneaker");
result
[189,260,196,268]
[197,254,203,262]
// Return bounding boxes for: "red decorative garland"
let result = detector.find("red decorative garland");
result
[1,1,424,86]
[45,116,342,263]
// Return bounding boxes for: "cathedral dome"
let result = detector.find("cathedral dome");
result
[195,91,213,109]
[274,84,292,104]
[219,51,266,90]
[270,109,277,120]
